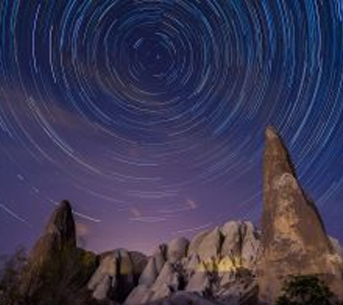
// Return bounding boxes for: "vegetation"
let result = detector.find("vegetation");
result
[276,275,336,305]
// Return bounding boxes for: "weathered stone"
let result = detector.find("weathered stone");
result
[150,283,172,301]
[240,222,261,270]
[220,221,260,270]
[258,126,343,303]
[150,262,179,295]
[20,201,77,297]
[167,237,189,263]
[185,260,211,295]
[189,227,222,262]
[330,237,343,259]
[188,230,211,257]
[20,201,98,305]
[184,253,201,276]
[186,268,211,295]
[88,253,118,300]
[152,244,167,274]
[129,251,148,276]
[124,284,152,305]
[88,249,137,302]
[139,257,159,287]
[220,221,242,258]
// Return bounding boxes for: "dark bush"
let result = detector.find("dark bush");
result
[276,275,335,305]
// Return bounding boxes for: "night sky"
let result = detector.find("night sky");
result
[1,0,343,255]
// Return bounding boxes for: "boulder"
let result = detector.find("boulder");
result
[188,230,211,257]
[88,252,118,300]
[167,237,189,263]
[220,221,243,259]
[139,257,159,287]
[186,226,223,263]
[186,262,211,295]
[88,249,139,302]
[197,227,222,262]
[150,262,179,296]
[240,222,260,269]
[125,284,152,305]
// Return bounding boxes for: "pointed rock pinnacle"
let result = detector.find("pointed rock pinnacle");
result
[258,126,343,304]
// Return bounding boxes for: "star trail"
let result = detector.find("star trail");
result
[1,0,343,254]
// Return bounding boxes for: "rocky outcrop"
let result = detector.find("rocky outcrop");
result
[17,202,261,305]
[185,262,211,294]
[149,262,180,300]
[88,249,147,302]
[167,237,189,263]
[20,200,98,305]
[220,221,261,271]
[20,201,77,297]
[257,126,343,304]
[125,220,260,304]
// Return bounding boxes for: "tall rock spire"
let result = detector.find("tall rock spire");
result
[258,126,343,304]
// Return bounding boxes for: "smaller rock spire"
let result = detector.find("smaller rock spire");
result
[20,200,78,299]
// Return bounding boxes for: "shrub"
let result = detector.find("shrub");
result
[276,275,335,305]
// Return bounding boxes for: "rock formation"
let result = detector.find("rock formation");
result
[88,249,147,302]
[20,200,98,305]
[257,126,343,304]
[125,221,260,305]
[7,126,343,305]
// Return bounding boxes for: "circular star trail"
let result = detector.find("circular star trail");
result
[0,0,343,254]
